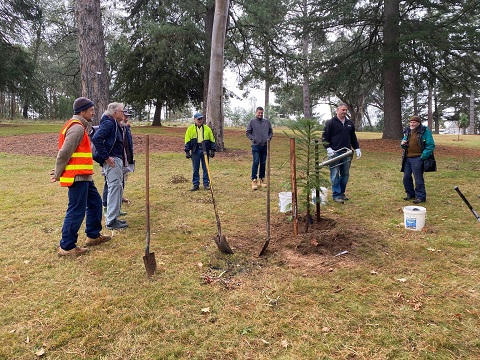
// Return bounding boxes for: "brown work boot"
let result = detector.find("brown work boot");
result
[58,246,89,257]
[85,234,112,247]
[259,179,268,188]
[251,179,258,190]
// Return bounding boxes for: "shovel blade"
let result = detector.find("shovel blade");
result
[214,234,234,254]
[259,239,270,256]
[143,252,156,276]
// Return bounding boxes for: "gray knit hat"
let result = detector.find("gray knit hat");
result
[73,97,94,114]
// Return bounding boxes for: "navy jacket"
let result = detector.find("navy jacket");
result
[91,114,124,166]
[322,116,359,151]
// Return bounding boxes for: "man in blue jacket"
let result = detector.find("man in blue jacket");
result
[401,115,435,204]
[91,102,128,230]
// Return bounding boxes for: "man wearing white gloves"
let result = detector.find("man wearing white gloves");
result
[322,103,361,203]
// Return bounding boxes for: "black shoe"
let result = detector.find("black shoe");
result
[413,198,425,204]
[190,185,199,191]
[117,219,127,224]
[404,195,414,201]
[341,194,349,201]
[106,219,128,230]
[204,184,210,190]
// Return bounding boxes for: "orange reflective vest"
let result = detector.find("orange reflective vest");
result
[58,119,94,187]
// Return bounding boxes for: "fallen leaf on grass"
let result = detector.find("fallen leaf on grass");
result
[201,307,210,314]
[281,339,289,349]
[396,278,407,282]
[310,238,319,246]
[321,327,330,333]
[197,262,203,268]
[25,336,30,344]
[370,270,378,275]
[261,339,270,345]
[35,348,45,357]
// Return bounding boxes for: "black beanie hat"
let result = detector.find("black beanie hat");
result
[73,97,95,114]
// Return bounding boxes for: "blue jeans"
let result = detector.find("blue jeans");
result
[60,181,103,250]
[251,145,267,180]
[403,156,426,200]
[191,147,209,186]
[329,152,351,199]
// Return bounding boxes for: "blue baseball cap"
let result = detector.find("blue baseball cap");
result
[194,112,203,120]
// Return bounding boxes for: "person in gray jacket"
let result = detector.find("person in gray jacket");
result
[246,106,273,190]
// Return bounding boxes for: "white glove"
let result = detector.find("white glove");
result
[355,148,362,159]
[327,147,335,157]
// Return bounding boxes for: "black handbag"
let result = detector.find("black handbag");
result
[423,154,437,172]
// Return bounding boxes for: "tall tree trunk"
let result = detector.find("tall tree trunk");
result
[203,3,215,113]
[302,0,312,120]
[434,87,440,133]
[75,0,109,125]
[206,0,229,151]
[427,85,433,131]
[151,100,162,126]
[468,92,475,134]
[264,46,270,117]
[382,0,403,139]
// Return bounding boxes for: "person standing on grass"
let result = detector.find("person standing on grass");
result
[91,102,128,230]
[401,115,435,204]
[184,112,216,191]
[246,106,273,190]
[51,97,111,257]
[101,109,135,214]
[322,103,362,204]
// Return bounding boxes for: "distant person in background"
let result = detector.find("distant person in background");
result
[184,112,216,191]
[401,115,435,204]
[92,102,128,230]
[51,97,111,256]
[246,106,273,190]
[322,103,361,204]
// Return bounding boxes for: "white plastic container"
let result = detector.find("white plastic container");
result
[403,206,426,231]
[278,188,328,213]
[278,192,292,213]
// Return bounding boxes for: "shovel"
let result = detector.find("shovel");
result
[143,135,156,276]
[259,139,271,256]
[202,141,233,254]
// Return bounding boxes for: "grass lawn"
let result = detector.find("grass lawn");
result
[0,122,479,359]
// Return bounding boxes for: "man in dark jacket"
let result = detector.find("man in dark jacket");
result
[91,102,128,230]
[322,103,362,203]
[246,106,273,190]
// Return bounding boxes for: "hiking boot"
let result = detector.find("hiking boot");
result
[58,246,89,257]
[85,234,112,247]
[204,184,210,190]
[413,198,425,204]
[106,219,129,230]
[333,197,345,204]
[341,194,349,201]
[190,185,200,191]
[251,179,258,190]
[117,219,127,224]
[259,179,268,188]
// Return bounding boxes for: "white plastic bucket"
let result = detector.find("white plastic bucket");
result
[311,187,328,205]
[279,188,328,212]
[279,192,292,212]
[403,206,426,231]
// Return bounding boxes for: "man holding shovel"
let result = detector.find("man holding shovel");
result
[184,113,216,191]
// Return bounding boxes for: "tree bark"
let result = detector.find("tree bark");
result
[206,0,229,151]
[151,100,162,126]
[302,0,312,119]
[382,0,403,139]
[203,3,215,113]
[75,0,109,125]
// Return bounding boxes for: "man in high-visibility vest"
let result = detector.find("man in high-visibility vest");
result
[51,97,111,256]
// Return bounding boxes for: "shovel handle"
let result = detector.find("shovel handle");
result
[454,186,480,221]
